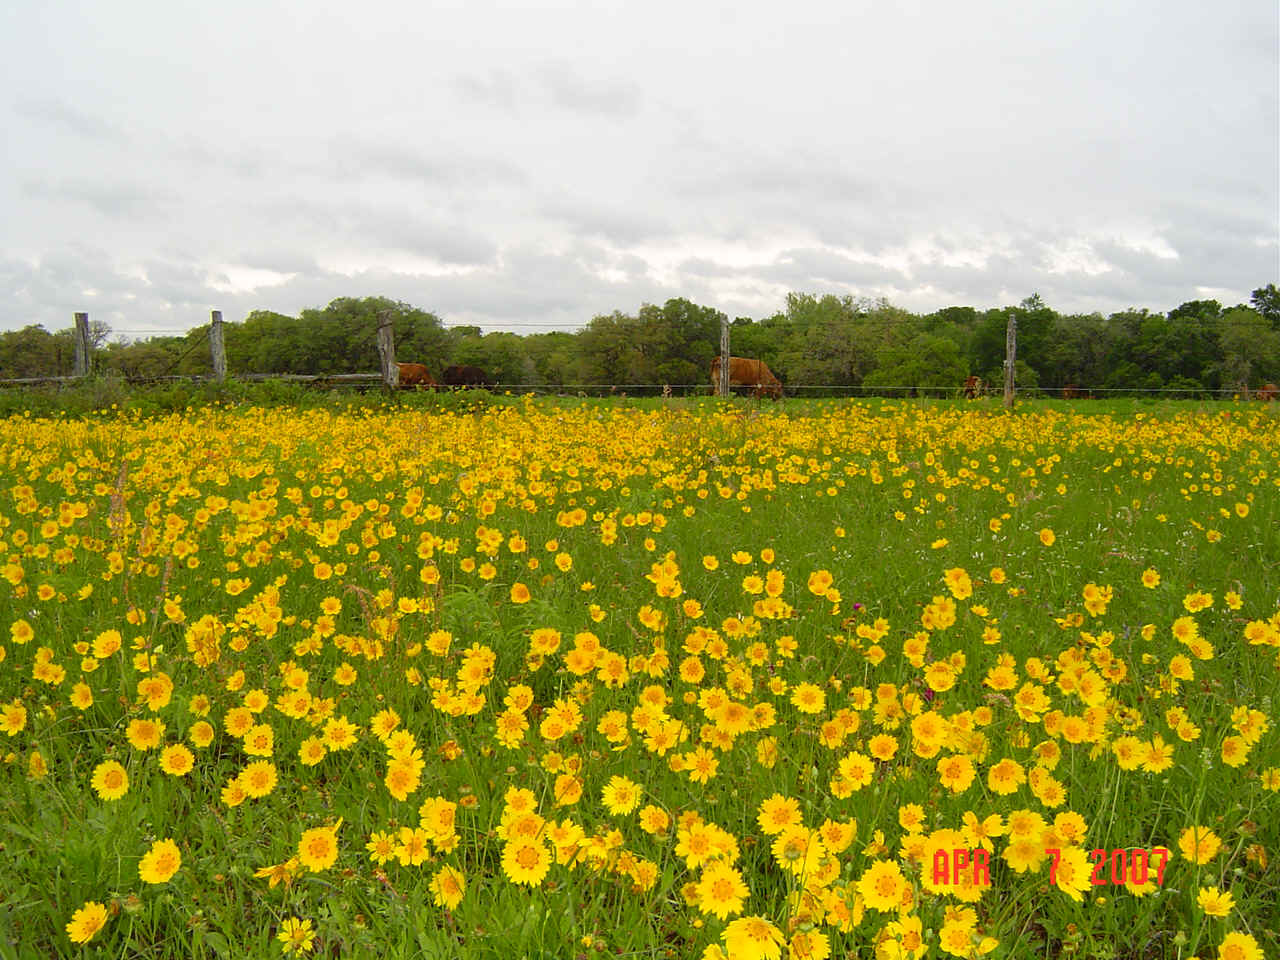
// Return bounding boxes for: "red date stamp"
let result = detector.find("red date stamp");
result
[1047,848,1171,887]
[932,848,993,886]
[932,847,1172,889]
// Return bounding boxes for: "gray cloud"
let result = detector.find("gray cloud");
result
[675,248,908,294]
[137,259,227,309]
[23,178,170,221]
[236,250,319,275]
[674,257,742,279]
[426,243,671,320]
[454,62,643,118]
[767,248,910,289]
[1158,208,1279,292]
[537,62,642,117]
[350,207,497,265]
[326,139,526,188]
[1,0,1274,338]
[176,139,267,179]
[0,248,215,336]
[250,196,497,266]
[539,194,672,246]
[14,98,124,142]
[0,221,1267,351]
[666,149,936,254]
[454,69,520,110]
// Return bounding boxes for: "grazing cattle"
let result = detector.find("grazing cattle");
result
[396,363,439,389]
[1062,384,1082,399]
[440,364,494,389]
[963,375,982,399]
[1259,383,1279,402]
[710,356,783,399]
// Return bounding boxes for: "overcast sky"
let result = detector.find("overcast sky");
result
[2,0,1276,340]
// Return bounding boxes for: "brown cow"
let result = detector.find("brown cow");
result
[396,363,439,389]
[1259,382,1279,402]
[711,356,782,399]
[963,375,982,399]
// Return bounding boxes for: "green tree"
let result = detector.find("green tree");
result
[1217,306,1280,391]
[727,315,789,383]
[221,298,448,375]
[446,327,487,368]
[635,298,723,386]
[100,336,187,379]
[1167,299,1222,324]
[858,302,930,385]
[969,310,1010,383]
[1102,359,1145,395]
[1250,283,1280,327]
[310,297,448,374]
[226,311,303,373]
[576,311,643,385]
[522,332,577,387]
[924,307,979,371]
[927,306,979,328]
[774,293,865,386]
[863,332,968,396]
[1040,313,1109,391]
[1127,302,1223,391]
[473,332,534,385]
[573,299,724,388]
[0,325,65,378]
[1009,294,1058,385]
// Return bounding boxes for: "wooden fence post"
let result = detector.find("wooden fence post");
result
[73,312,91,377]
[1003,311,1017,410]
[210,310,226,382]
[377,310,397,389]
[718,315,730,397]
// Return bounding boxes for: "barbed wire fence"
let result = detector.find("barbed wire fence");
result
[1,376,1267,402]
[1,311,1275,402]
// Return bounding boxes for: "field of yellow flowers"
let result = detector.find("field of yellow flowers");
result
[1,396,1277,960]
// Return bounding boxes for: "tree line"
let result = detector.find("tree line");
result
[3,285,1279,396]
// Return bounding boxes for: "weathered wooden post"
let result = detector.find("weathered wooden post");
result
[73,312,91,377]
[718,314,730,397]
[210,310,227,382]
[1003,311,1017,410]
[376,310,397,389]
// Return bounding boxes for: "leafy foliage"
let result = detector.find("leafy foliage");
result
[4,287,1279,395]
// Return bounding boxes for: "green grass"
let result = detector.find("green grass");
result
[0,396,1277,959]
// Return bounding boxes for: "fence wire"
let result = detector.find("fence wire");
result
[0,373,1271,402]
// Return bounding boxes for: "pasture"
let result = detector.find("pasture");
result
[0,396,1277,959]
